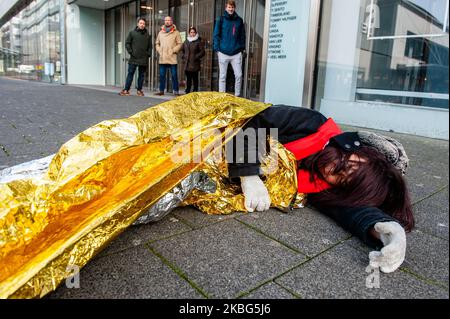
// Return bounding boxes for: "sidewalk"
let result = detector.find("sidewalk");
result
[0,77,448,299]
[70,84,177,101]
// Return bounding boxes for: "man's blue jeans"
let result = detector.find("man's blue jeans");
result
[125,63,146,91]
[159,64,179,93]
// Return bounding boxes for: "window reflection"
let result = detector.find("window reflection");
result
[1,0,61,83]
[358,0,449,109]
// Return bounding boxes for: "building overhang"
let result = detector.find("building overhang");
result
[0,0,33,27]
[68,0,134,10]
[1,0,133,27]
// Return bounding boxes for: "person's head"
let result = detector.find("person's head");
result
[137,17,146,30]
[303,145,414,232]
[225,0,236,15]
[164,16,173,27]
[189,27,197,37]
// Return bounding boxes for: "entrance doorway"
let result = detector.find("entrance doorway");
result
[140,0,216,93]
[105,2,137,88]
[240,0,265,100]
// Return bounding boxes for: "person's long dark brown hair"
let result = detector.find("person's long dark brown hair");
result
[302,145,414,232]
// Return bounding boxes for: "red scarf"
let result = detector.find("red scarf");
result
[283,118,343,194]
[161,25,175,33]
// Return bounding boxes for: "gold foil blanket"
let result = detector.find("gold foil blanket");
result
[0,93,304,298]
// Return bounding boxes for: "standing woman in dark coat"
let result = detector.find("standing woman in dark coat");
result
[182,27,205,93]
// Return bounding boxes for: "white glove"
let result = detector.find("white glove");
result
[240,175,271,213]
[369,221,406,273]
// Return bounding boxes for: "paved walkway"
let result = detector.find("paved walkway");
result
[0,77,448,299]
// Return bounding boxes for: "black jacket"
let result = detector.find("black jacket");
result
[227,105,397,249]
[182,37,206,72]
[126,27,152,66]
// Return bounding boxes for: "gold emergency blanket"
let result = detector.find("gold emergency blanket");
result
[0,92,303,299]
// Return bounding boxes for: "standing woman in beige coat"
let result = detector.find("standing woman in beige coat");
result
[155,16,183,96]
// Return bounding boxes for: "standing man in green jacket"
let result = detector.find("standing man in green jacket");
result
[119,17,152,97]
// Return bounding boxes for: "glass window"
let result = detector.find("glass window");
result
[315,0,449,110]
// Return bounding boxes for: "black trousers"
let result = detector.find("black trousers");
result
[125,63,146,91]
[185,71,199,93]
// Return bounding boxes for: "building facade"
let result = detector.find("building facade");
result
[0,0,448,139]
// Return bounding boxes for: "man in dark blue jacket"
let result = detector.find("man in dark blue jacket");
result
[213,0,246,96]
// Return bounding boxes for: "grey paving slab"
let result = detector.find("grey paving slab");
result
[48,246,203,299]
[97,213,192,258]
[132,213,193,243]
[149,219,307,299]
[237,208,350,257]
[407,171,449,205]
[275,243,448,299]
[0,154,9,169]
[413,187,449,239]
[401,229,449,288]
[0,131,41,146]
[343,229,449,290]
[241,282,297,299]
[396,139,448,203]
[342,236,372,255]
[3,124,75,146]
[0,122,12,131]
[2,152,49,167]
[4,140,61,156]
[94,227,144,260]
[0,143,58,167]
[0,123,25,145]
[172,206,244,229]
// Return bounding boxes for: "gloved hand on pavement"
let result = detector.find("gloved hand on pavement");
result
[369,221,407,273]
[240,175,271,213]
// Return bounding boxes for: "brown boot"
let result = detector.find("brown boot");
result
[118,89,130,96]
[137,90,145,97]
[154,91,164,96]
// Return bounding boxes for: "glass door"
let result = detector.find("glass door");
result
[139,0,156,89]
[191,0,216,91]
[105,6,124,87]
[171,0,190,92]
[243,0,265,100]
[141,0,169,92]
[121,2,137,88]
[105,2,137,88]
